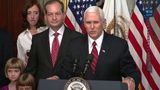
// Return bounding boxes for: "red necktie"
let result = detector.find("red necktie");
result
[51,32,59,65]
[91,41,98,74]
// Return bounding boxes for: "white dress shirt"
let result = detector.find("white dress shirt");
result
[88,31,104,55]
[17,27,47,65]
[49,25,64,52]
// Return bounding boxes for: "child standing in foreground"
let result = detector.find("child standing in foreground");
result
[0,57,25,90]
[16,73,35,90]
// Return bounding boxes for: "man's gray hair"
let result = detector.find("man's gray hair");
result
[83,6,105,20]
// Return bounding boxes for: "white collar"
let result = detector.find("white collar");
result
[88,31,104,48]
[49,25,65,37]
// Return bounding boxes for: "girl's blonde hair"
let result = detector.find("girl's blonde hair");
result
[5,57,25,77]
[16,73,35,90]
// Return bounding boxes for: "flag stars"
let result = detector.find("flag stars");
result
[70,0,73,3]
[151,1,153,4]
[149,7,152,9]
[142,7,145,11]
[155,0,158,5]
[139,0,142,5]
[78,0,81,2]
[68,0,96,24]
[77,5,80,9]
[80,17,83,21]
[81,11,83,15]
[146,10,149,13]
[146,1,149,4]
[143,1,146,4]
[145,7,148,9]
[76,11,80,15]
[82,5,85,8]
[73,5,76,9]
[86,4,88,8]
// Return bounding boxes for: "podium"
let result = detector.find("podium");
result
[38,79,128,90]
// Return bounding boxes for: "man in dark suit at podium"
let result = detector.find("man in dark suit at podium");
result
[61,6,140,90]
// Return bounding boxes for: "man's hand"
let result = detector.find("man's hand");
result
[122,77,135,90]
[46,75,59,80]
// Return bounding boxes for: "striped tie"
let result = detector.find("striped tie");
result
[51,32,59,66]
[90,41,98,74]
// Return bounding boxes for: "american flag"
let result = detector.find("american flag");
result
[128,0,160,89]
[64,0,96,34]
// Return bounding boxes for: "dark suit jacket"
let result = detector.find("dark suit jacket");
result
[0,30,14,87]
[62,31,140,89]
[25,26,82,81]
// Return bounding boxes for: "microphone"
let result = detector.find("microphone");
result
[82,54,93,77]
[72,58,79,74]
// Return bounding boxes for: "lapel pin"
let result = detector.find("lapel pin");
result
[102,50,106,53]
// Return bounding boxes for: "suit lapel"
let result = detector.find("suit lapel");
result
[82,36,96,78]
[95,33,110,73]
[41,29,53,67]
[58,28,70,58]
[54,27,71,68]
[81,36,89,64]
[99,33,110,57]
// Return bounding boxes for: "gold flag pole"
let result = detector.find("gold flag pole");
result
[62,0,68,12]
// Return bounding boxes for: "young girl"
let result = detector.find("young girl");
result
[16,73,35,90]
[0,57,25,90]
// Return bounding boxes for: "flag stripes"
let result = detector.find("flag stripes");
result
[128,2,160,90]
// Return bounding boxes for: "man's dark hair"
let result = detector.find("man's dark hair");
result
[44,0,64,14]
